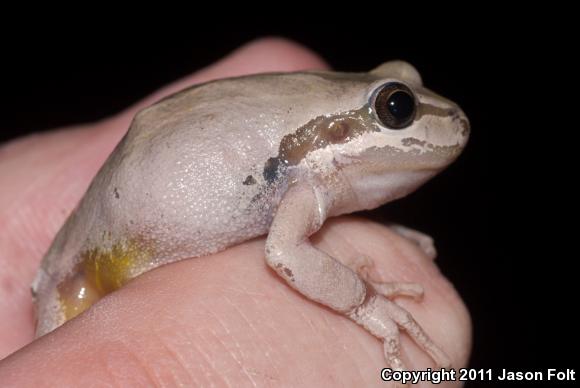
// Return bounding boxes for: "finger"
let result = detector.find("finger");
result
[0,218,470,387]
[0,37,329,358]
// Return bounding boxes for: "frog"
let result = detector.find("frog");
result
[32,60,469,372]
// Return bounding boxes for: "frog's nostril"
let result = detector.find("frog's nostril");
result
[448,108,470,137]
[448,108,460,117]
[460,117,470,137]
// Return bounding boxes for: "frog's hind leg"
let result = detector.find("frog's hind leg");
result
[34,237,154,337]
[33,263,102,337]
[32,268,64,337]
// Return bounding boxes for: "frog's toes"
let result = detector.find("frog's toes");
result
[345,256,424,300]
[349,291,451,370]
[370,281,424,301]
[389,224,437,260]
[347,255,377,281]
[380,317,407,372]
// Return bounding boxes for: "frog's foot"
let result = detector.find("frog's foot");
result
[389,224,437,260]
[348,291,452,370]
[348,255,424,300]
[370,281,424,301]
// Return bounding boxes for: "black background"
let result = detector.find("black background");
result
[1,15,576,387]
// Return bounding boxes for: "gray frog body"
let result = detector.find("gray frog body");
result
[33,61,469,371]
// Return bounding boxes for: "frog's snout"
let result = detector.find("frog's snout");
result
[450,107,470,142]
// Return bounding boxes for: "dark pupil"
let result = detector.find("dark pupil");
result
[387,91,414,120]
[374,83,416,129]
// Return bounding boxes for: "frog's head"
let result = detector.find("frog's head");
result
[358,60,470,169]
[297,60,470,210]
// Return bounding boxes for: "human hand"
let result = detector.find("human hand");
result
[0,38,471,387]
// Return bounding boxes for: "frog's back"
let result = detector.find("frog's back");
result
[95,73,368,257]
[33,71,372,335]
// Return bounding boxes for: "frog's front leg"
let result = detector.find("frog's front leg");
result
[265,184,367,313]
[265,183,450,370]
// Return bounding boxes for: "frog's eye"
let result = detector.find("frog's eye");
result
[374,82,416,129]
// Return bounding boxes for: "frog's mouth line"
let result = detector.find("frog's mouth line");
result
[337,142,464,172]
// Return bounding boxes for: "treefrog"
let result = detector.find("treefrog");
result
[32,61,469,372]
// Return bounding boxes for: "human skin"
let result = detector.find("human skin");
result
[0,38,471,387]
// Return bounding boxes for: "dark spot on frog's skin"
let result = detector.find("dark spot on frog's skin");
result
[263,157,288,184]
[402,137,427,147]
[113,187,120,199]
[283,267,294,279]
[275,263,294,281]
[243,175,257,185]
[459,118,470,137]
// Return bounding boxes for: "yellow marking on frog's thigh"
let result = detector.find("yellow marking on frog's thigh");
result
[57,238,153,321]
[84,242,140,294]
[57,271,101,320]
